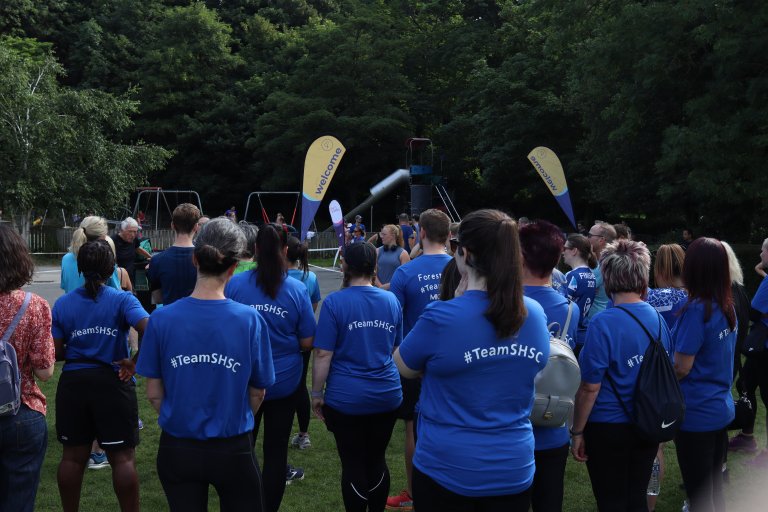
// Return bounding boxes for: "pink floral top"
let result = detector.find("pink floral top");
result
[0,290,55,415]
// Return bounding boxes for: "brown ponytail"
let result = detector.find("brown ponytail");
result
[458,209,526,339]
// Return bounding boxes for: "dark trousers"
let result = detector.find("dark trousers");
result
[675,429,727,512]
[157,431,264,512]
[739,354,768,435]
[292,351,311,433]
[413,467,531,512]
[584,422,657,512]
[323,405,398,512]
[531,443,569,512]
[254,394,296,512]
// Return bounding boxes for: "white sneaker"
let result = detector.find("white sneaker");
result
[290,433,311,450]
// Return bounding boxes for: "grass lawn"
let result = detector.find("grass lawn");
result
[31,362,768,511]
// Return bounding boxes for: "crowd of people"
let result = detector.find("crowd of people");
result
[2,204,768,512]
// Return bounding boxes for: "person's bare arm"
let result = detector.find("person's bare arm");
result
[571,381,601,462]
[33,365,54,381]
[311,349,333,420]
[249,387,266,415]
[674,352,695,380]
[145,377,165,413]
[394,348,422,379]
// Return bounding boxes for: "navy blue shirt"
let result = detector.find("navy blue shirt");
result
[146,246,197,305]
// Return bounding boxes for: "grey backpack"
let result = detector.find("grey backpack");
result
[529,300,581,427]
[0,292,31,417]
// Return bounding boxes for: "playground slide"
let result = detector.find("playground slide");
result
[342,169,410,223]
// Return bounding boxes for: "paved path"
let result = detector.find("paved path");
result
[26,264,344,317]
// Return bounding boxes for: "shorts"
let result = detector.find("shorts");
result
[395,376,421,421]
[56,367,139,451]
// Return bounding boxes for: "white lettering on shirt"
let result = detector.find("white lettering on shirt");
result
[463,343,543,364]
[626,354,643,368]
[70,326,118,339]
[169,353,241,373]
[347,319,396,333]
[249,303,288,318]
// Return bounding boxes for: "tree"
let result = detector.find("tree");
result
[0,37,171,236]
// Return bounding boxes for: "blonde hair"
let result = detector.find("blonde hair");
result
[383,224,404,248]
[720,241,744,286]
[70,216,109,256]
[104,236,117,258]
[653,244,685,288]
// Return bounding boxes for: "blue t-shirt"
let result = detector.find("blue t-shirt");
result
[752,276,768,328]
[52,286,149,372]
[136,298,275,440]
[551,268,567,297]
[225,271,316,400]
[524,285,581,451]
[314,286,403,415]
[565,266,596,345]
[146,246,197,305]
[287,269,321,306]
[579,301,672,423]
[399,292,550,497]
[671,300,736,431]
[646,287,688,330]
[587,264,609,319]
[400,224,414,252]
[389,253,453,335]
[60,252,121,293]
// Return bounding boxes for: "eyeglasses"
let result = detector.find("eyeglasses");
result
[587,232,604,239]
[563,245,574,250]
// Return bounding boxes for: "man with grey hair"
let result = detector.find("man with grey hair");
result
[586,221,617,319]
[111,217,152,287]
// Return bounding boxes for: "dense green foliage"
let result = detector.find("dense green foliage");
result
[2,1,766,239]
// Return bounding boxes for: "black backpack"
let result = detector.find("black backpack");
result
[606,306,685,443]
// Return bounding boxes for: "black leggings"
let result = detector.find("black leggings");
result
[412,467,531,512]
[157,431,264,512]
[323,405,398,512]
[531,443,569,512]
[583,422,657,512]
[292,351,311,433]
[676,429,727,512]
[253,394,296,512]
[739,354,768,437]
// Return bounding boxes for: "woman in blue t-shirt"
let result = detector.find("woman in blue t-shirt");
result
[286,236,321,451]
[311,242,403,512]
[395,209,550,511]
[136,217,275,511]
[563,234,597,352]
[225,224,316,512]
[60,216,125,293]
[52,240,149,512]
[571,240,670,512]
[520,220,580,512]
[672,238,737,512]
[646,244,688,329]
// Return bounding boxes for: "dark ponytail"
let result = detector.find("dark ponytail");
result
[77,240,115,300]
[256,224,288,299]
[287,236,309,278]
[458,209,526,339]
[567,234,597,269]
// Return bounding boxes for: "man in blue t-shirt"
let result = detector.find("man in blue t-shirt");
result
[147,204,201,306]
[398,213,415,253]
[386,208,451,510]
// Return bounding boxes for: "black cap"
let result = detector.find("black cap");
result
[344,242,377,274]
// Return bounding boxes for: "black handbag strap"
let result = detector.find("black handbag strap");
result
[604,306,663,421]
